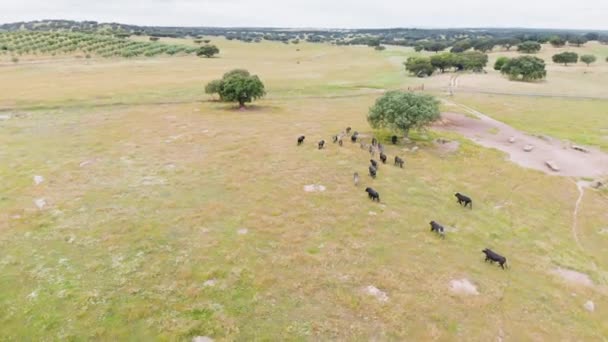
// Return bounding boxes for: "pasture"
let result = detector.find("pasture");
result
[1,37,607,340]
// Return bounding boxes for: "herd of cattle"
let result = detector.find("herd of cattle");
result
[297,127,509,270]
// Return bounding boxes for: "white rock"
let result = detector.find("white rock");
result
[0,114,10,120]
[304,184,326,192]
[192,337,214,342]
[545,160,560,172]
[368,211,377,216]
[203,279,216,287]
[34,198,46,210]
[237,228,248,235]
[449,279,479,295]
[584,300,595,312]
[33,175,44,185]
[27,290,38,300]
[523,145,534,152]
[79,160,93,167]
[508,136,516,143]
[365,285,389,302]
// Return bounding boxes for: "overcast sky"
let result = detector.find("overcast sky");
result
[1,0,607,30]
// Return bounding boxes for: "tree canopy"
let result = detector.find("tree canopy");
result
[494,56,509,71]
[500,56,546,81]
[205,69,266,108]
[404,57,436,77]
[580,54,596,66]
[549,36,566,47]
[430,53,454,73]
[568,36,588,47]
[367,91,440,138]
[552,52,578,66]
[517,41,542,53]
[196,44,220,58]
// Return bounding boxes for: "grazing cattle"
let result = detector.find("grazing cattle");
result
[332,135,338,143]
[297,136,305,145]
[429,220,445,239]
[482,249,508,269]
[351,135,357,143]
[369,145,375,157]
[394,156,404,168]
[369,165,377,179]
[346,127,352,135]
[455,193,473,209]
[371,138,378,146]
[370,159,378,168]
[353,172,359,186]
[391,135,398,144]
[318,140,325,150]
[365,187,380,202]
[338,139,343,146]
[379,153,387,164]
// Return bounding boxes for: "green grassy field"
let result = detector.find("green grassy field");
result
[1,38,607,340]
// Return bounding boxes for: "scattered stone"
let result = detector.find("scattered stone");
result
[66,235,76,244]
[27,290,38,300]
[304,184,326,192]
[590,181,603,189]
[34,198,46,210]
[365,285,389,302]
[508,136,516,143]
[436,138,450,144]
[237,228,248,235]
[368,211,377,216]
[410,146,419,152]
[552,268,593,287]
[33,175,44,185]
[0,114,10,120]
[192,337,214,342]
[536,134,552,142]
[545,160,560,172]
[572,145,590,153]
[203,279,217,287]
[584,300,595,312]
[79,160,93,167]
[449,279,479,295]
[523,145,534,152]
[598,228,608,235]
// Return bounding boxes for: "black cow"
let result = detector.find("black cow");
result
[370,159,378,168]
[369,165,377,179]
[394,156,404,168]
[369,145,375,157]
[455,193,473,209]
[391,135,398,145]
[297,136,305,145]
[332,135,338,143]
[379,153,387,164]
[338,139,343,146]
[482,249,508,269]
[365,187,380,202]
[346,127,352,135]
[371,137,378,146]
[351,135,357,143]
[318,140,325,150]
[429,221,445,239]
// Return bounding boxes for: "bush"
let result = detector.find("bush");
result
[517,41,541,53]
[494,56,509,71]
[368,91,440,138]
[580,54,596,66]
[404,57,435,77]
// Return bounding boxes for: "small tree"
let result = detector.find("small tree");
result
[552,52,578,66]
[580,54,596,66]
[197,44,220,58]
[404,57,436,77]
[368,91,440,138]
[549,36,566,48]
[216,70,265,108]
[205,79,222,99]
[568,36,588,47]
[203,39,211,44]
[500,56,546,81]
[517,41,541,53]
[494,56,510,71]
[497,37,521,51]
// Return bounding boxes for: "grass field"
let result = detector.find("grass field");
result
[1,38,608,340]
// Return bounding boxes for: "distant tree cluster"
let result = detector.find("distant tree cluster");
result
[404,51,488,77]
[205,69,266,108]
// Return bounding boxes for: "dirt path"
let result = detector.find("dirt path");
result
[435,108,608,178]
[571,181,585,250]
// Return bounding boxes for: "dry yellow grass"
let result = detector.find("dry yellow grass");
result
[0,39,607,340]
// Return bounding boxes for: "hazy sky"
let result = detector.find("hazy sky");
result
[2,0,607,30]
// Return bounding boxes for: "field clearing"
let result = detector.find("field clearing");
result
[1,38,608,340]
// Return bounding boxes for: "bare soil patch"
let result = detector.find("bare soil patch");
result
[435,112,608,178]
[551,268,594,287]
